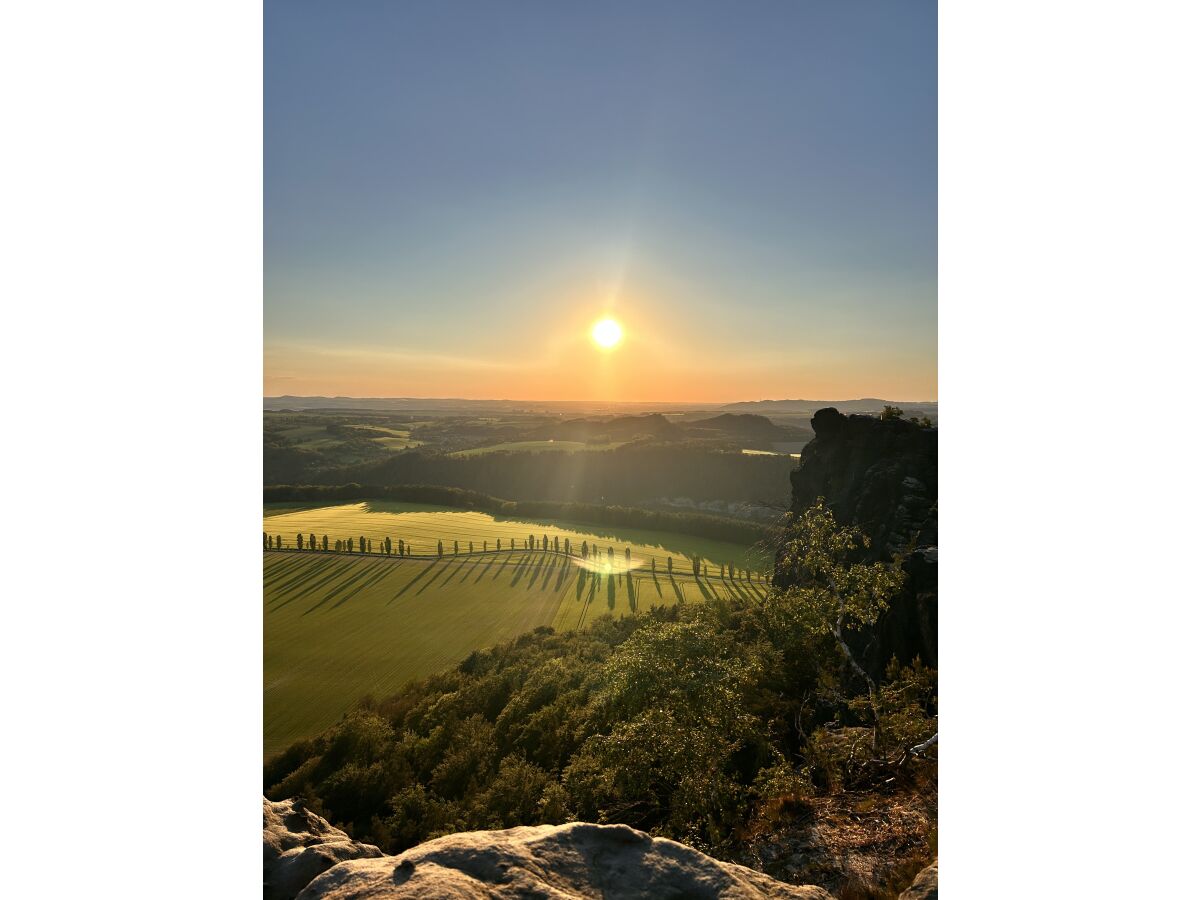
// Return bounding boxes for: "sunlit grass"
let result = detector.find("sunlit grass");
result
[263,550,768,755]
[262,501,769,573]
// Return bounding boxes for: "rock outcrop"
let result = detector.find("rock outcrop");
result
[777,407,937,676]
[264,798,383,900]
[899,860,938,898]
[295,821,834,900]
[787,408,937,559]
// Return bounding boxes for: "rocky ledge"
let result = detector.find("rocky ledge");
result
[264,798,383,900]
[264,797,835,899]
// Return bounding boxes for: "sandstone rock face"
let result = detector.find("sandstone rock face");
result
[788,408,937,560]
[899,860,938,898]
[264,797,383,900]
[778,408,937,676]
[297,821,834,900]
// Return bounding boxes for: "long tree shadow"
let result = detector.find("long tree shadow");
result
[540,555,559,590]
[725,578,755,602]
[268,560,358,612]
[668,575,684,603]
[525,553,548,590]
[693,576,714,602]
[460,554,485,583]
[510,553,534,586]
[578,576,597,628]
[626,574,637,612]
[426,555,469,592]
[326,561,397,612]
[262,554,317,586]
[474,554,498,583]
[649,570,663,597]
[389,558,442,603]
[575,568,586,600]
[302,560,391,614]
[266,557,336,595]
[278,559,364,604]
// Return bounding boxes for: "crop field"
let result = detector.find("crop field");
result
[450,439,626,457]
[350,424,423,450]
[263,501,771,573]
[264,549,766,756]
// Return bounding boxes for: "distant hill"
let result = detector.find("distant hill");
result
[686,413,799,440]
[722,398,937,420]
[553,413,679,441]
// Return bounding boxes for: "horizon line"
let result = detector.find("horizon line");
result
[263,394,939,404]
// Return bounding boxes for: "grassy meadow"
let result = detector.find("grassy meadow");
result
[263,501,770,573]
[264,549,765,755]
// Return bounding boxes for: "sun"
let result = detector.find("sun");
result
[591,317,623,349]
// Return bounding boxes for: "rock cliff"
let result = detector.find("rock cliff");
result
[778,407,937,676]
[788,408,936,558]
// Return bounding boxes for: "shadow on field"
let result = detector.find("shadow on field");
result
[390,559,442,603]
[511,553,533,586]
[327,561,396,611]
[269,560,357,612]
[626,575,637,612]
[290,559,372,602]
[267,557,337,597]
[432,555,470,590]
[474,555,498,583]
[525,555,547,590]
[540,556,558,590]
[668,575,683,603]
[461,555,484,582]
[263,555,318,587]
[305,560,390,614]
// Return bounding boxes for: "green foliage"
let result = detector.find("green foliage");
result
[773,500,904,637]
[881,405,904,420]
[264,505,930,862]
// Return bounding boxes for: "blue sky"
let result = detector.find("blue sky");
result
[265,1,936,400]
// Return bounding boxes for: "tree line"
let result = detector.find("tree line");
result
[264,443,794,507]
[263,530,763,581]
[264,483,776,546]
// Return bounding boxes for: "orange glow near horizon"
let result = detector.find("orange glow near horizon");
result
[264,293,936,403]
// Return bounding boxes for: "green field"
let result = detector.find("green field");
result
[263,501,769,573]
[264,549,766,756]
[350,424,423,450]
[450,439,625,457]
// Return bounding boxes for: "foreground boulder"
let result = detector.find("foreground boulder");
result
[899,860,938,898]
[263,798,383,900]
[298,821,834,899]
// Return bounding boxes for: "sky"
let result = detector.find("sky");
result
[265,0,936,402]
